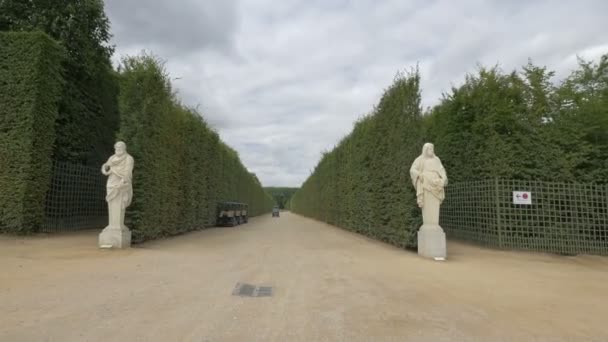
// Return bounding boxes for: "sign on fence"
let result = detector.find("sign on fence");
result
[513,191,532,205]
[441,179,607,255]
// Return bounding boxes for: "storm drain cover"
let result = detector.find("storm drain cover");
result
[256,286,273,297]
[232,283,273,297]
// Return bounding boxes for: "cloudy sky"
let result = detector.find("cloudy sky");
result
[105,0,608,187]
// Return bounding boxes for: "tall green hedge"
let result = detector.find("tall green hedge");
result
[0,0,120,166]
[293,56,608,249]
[424,58,608,184]
[265,187,299,209]
[117,54,274,242]
[291,70,424,248]
[0,32,64,234]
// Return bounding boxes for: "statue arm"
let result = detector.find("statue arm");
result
[108,156,134,185]
[100,157,112,176]
[409,158,421,187]
[438,159,448,186]
[122,156,134,183]
[109,169,124,182]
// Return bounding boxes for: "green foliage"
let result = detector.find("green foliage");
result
[0,32,64,234]
[294,55,608,249]
[0,0,119,166]
[424,56,608,184]
[117,54,274,242]
[553,55,608,183]
[291,69,424,248]
[265,187,299,209]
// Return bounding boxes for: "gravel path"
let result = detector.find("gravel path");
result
[2,212,608,341]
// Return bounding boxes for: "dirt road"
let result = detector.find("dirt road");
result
[1,212,608,341]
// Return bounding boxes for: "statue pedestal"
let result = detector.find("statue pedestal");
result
[417,224,446,259]
[98,226,131,249]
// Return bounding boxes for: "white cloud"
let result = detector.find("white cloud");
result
[105,0,608,186]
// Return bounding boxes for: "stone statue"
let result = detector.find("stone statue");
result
[410,143,448,225]
[410,143,447,259]
[98,141,134,248]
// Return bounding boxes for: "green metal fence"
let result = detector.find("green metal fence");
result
[441,179,608,255]
[41,162,107,232]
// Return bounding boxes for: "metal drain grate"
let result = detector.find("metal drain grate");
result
[255,286,273,297]
[232,283,273,297]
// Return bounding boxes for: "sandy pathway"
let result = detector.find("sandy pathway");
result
[1,212,608,341]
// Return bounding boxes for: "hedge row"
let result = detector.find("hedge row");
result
[0,32,64,234]
[291,70,424,248]
[117,55,274,242]
[426,59,608,184]
[265,187,299,209]
[0,0,121,166]
[292,56,608,249]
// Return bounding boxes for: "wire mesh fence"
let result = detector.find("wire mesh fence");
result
[441,179,608,255]
[37,162,608,256]
[41,162,107,233]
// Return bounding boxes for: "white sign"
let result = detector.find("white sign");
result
[513,191,532,205]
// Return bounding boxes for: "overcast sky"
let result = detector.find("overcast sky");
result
[105,0,608,187]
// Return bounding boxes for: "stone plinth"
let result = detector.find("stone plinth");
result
[417,224,446,259]
[98,227,131,249]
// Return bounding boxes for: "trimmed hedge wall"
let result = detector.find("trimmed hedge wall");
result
[291,70,424,248]
[265,187,299,209]
[0,0,121,166]
[293,56,608,250]
[0,32,64,234]
[425,60,608,185]
[117,55,274,242]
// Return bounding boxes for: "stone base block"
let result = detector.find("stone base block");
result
[98,227,131,249]
[417,224,446,259]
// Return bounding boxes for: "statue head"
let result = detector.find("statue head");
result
[422,143,435,158]
[114,141,127,156]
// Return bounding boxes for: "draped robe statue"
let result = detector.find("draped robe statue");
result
[410,143,448,258]
[410,143,448,225]
[99,141,134,248]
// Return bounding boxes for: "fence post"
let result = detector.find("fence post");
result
[495,178,503,248]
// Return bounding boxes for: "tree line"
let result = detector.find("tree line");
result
[265,187,299,209]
